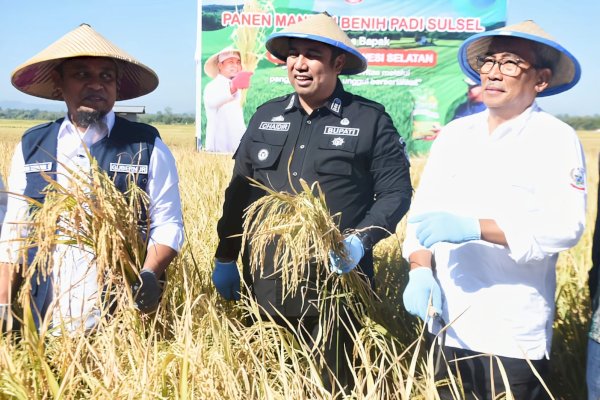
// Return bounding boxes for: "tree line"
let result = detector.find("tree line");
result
[0,107,195,125]
[1,107,599,130]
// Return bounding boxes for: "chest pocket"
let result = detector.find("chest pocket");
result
[314,135,358,176]
[249,131,288,169]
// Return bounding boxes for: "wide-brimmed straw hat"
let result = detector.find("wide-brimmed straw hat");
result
[11,23,159,101]
[204,47,241,79]
[265,12,367,75]
[458,20,581,96]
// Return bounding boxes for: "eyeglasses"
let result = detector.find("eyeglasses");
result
[476,55,534,77]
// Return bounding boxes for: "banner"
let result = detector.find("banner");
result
[196,0,506,154]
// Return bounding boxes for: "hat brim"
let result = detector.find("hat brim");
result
[266,32,367,75]
[11,24,158,101]
[11,56,159,101]
[203,47,241,79]
[458,30,581,97]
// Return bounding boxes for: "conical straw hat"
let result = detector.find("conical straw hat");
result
[458,20,580,97]
[265,12,367,75]
[204,47,241,79]
[11,23,159,101]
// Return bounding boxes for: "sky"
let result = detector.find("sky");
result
[0,0,597,116]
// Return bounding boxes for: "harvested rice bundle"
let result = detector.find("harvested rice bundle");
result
[242,178,346,300]
[22,155,149,300]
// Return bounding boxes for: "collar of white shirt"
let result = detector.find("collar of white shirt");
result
[58,111,116,148]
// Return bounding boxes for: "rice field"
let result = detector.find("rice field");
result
[0,119,597,399]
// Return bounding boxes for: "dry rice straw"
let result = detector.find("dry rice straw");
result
[19,153,149,307]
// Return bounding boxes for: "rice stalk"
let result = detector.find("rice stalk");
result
[19,152,150,312]
[231,0,274,106]
[242,177,346,300]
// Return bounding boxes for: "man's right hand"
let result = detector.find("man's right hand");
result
[231,71,253,91]
[402,267,442,321]
[212,260,241,301]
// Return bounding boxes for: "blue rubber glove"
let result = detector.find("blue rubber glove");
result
[409,212,480,248]
[132,269,163,313]
[402,267,442,321]
[329,234,365,275]
[212,260,241,300]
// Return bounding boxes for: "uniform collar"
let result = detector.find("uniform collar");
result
[488,102,540,140]
[284,79,351,117]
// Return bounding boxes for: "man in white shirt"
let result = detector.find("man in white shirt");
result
[0,175,6,232]
[202,48,252,153]
[0,24,184,333]
[402,21,585,399]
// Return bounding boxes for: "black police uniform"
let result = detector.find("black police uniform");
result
[216,79,412,317]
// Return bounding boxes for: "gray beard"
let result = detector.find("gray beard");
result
[73,110,103,129]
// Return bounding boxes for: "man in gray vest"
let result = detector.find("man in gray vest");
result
[0,24,184,333]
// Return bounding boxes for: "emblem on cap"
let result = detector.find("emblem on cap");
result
[331,137,345,147]
[258,148,269,161]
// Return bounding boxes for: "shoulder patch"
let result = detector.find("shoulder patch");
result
[351,94,386,112]
[22,119,62,138]
[256,93,294,110]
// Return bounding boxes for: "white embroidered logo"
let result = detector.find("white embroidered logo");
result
[340,118,350,126]
[331,137,345,147]
[258,149,269,161]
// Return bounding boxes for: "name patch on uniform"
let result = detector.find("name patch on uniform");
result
[24,162,52,173]
[323,126,360,136]
[259,121,290,132]
[109,163,148,174]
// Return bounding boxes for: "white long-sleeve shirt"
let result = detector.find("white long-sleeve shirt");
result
[203,74,246,153]
[0,175,6,232]
[0,112,184,331]
[403,103,586,359]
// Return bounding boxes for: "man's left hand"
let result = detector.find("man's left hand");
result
[329,234,365,274]
[409,212,480,248]
[231,71,253,90]
[132,269,163,313]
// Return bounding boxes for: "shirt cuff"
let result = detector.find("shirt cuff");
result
[148,223,184,253]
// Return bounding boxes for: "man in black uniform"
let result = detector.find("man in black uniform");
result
[211,12,412,391]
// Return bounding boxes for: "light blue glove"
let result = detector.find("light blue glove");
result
[329,234,365,275]
[212,260,241,301]
[409,212,480,248]
[402,267,442,321]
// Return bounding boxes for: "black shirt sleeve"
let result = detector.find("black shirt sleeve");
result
[214,131,254,261]
[354,110,412,249]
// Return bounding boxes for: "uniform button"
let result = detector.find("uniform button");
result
[292,172,298,176]
[307,120,312,125]
[299,145,305,149]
